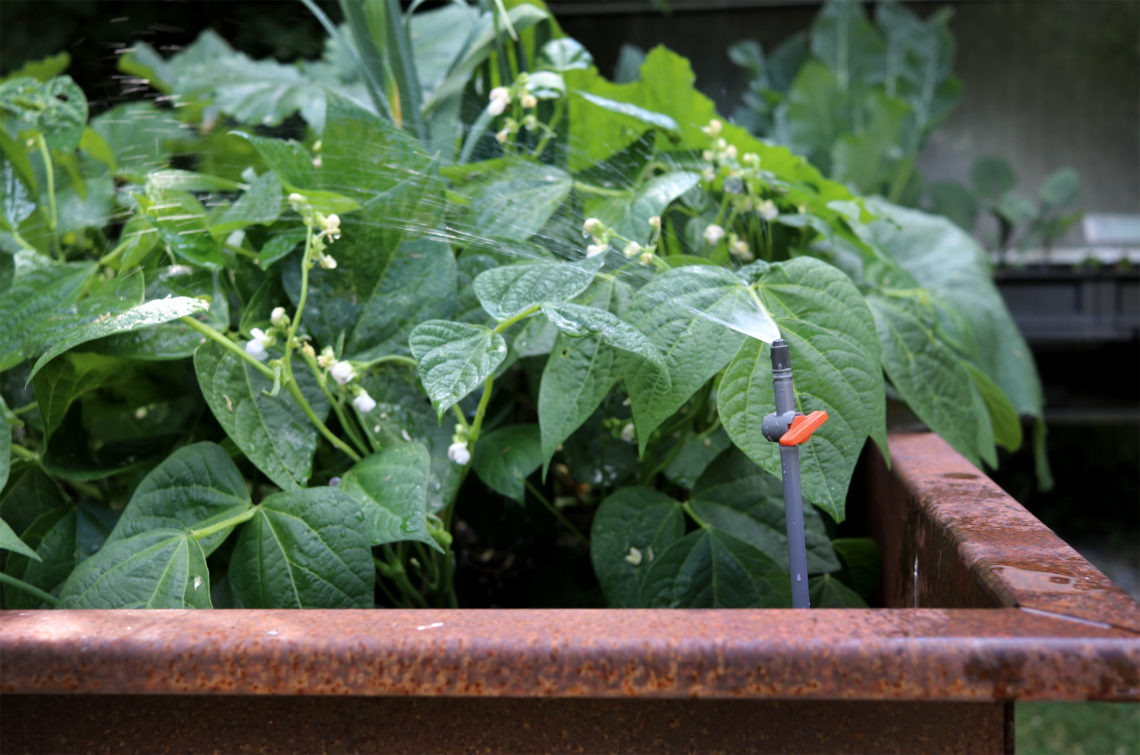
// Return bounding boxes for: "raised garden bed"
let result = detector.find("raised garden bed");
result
[2,431,1137,754]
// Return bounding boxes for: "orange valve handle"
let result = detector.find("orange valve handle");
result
[779,410,828,446]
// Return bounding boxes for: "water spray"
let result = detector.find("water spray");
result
[761,338,828,608]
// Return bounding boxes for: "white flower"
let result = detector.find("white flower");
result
[586,243,606,258]
[702,118,723,137]
[495,128,510,144]
[311,156,322,169]
[647,216,660,231]
[288,192,306,207]
[353,390,377,414]
[716,138,728,151]
[620,423,635,443]
[638,251,654,266]
[582,217,603,236]
[271,306,289,329]
[330,361,355,385]
[724,144,738,160]
[742,152,760,168]
[244,328,271,361]
[521,93,538,109]
[323,213,341,238]
[317,346,336,369]
[703,224,725,245]
[490,86,510,102]
[759,199,779,222]
[487,97,508,116]
[624,547,643,566]
[448,441,471,465]
[730,238,753,261]
[622,241,641,258]
[702,149,714,162]
[318,253,337,269]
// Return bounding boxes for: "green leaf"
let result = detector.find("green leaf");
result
[541,38,594,72]
[778,61,847,172]
[27,294,208,381]
[831,537,880,604]
[0,517,40,561]
[408,320,507,418]
[541,301,666,377]
[865,199,1042,420]
[30,352,128,439]
[229,487,374,608]
[472,424,542,504]
[589,487,685,608]
[691,447,840,574]
[210,170,283,234]
[104,442,251,556]
[622,265,776,453]
[194,341,328,490]
[971,156,1017,201]
[1,157,36,232]
[2,503,115,609]
[963,361,1022,452]
[1039,167,1080,209]
[337,442,440,550]
[639,529,790,608]
[0,261,95,372]
[0,75,88,151]
[830,91,913,195]
[457,162,572,242]
[474,256,603,322]
[359,368,461,514]
[57,529,211,609]
[718,257,886,521]
[346,238,457,362]
[89,102,189,180]
[867,293,991,467]
[136,189,224,269]
[1,52,71,83]
[572,90,679,135]
[591,171,700,245]
[809,0,885,92]
[809,573,868,607]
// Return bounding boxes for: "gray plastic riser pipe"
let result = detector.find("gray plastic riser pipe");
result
[780,444,811,608]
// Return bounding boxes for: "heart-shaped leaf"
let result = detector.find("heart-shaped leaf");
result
[409,319,507,418]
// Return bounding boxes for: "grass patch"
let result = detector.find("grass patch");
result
[1017,701,1140,754]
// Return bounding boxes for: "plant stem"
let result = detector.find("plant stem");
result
[190,507,257,540]
[525,480,587,544]
[0,573,60,606]
[361,354,417,370]
[572,180,625,198]
[285,380,361,462]
[10,444,38,462]
[467,377,495,443]
[34,134,62,259]
[682,501,710,530]
[179,316,276,380]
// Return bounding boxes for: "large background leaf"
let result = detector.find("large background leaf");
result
[337,442,439,550]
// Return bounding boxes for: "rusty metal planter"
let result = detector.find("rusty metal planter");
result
[2,432,1138,754]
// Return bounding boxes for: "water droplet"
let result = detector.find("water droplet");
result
[400,519,417,533]
[795,573,802,582]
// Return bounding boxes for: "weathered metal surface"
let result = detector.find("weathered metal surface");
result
[0,695,1010,754]
[0,432,1137,708]
[868,431,1140,633]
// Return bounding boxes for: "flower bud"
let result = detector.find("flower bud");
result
[317,346,336,369]
[702,149,714,163]
[487,97,508,116]
[730,237,753,261]
[703,224,726,245]
[271,306,289,329]
[582,217,603,236]
[702,118,723,137]
[586,243,606,258]
[495,128,510,144]
[724,144,738,160]
[353,390,377,414]
[448,441,471,465]
[301,342,316,359]
[759,199,779,222]
[330,361,355,384]
[623,241,642,258]
[620,423,635,443]
[638,251,654,266]
[319,253,337,270]
[701,166,716,182]
[648,216,661,231]
[521,93,538,109]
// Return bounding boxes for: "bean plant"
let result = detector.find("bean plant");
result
[0,0,1043,610]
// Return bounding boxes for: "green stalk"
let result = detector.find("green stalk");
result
[0,573,60,606]
[10,444,38,462]
[286,379,362,462]
[190,507,257,540]
[179,316,276,380]
[682,501,710,529]
[34,134,61,259]
[525,480,587,544]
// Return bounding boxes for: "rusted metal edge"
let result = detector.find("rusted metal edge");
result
[870,432,1140,633]
[1,432,1137,702]
[1,608,1136,701]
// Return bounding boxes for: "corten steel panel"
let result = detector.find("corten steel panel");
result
[0,695,1010,755]
[0,432,1137,711]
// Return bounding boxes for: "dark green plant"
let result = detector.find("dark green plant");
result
[0,0,1042,610]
